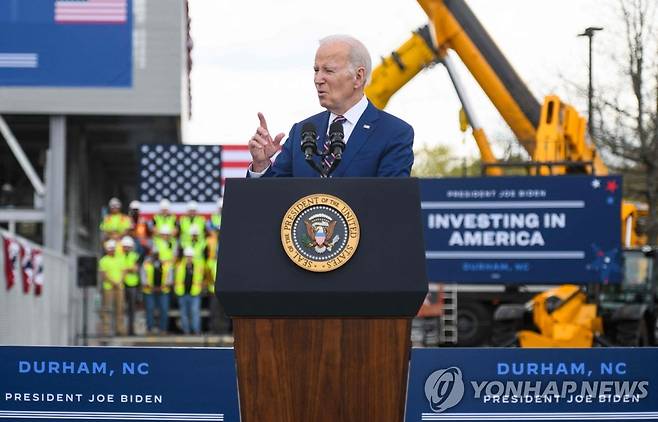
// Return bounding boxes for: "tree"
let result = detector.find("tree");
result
[592,0,658,243]
[411,144,482,177]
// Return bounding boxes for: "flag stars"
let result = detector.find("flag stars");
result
[605,179,619,193]
[591,179,601,189]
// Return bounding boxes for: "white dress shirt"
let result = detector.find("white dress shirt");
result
[326,94,368,144]
[248,95,369,177]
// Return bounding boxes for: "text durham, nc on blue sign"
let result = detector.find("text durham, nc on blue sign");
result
[406,348,658,421]
[0,0,132,87]
[419,175,622,284]
[4,346,658,421]
[0,347,238,421]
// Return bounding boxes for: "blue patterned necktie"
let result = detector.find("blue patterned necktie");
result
[324,115,346,170]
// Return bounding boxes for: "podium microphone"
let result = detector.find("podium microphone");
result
[300,122,318,160]
[328,121,345,160]
[326,121,345,177]
[300,122,325,176]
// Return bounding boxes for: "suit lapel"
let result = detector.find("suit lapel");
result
[332,101,379,177]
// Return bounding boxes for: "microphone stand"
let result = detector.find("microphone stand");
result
[304,154,326,177]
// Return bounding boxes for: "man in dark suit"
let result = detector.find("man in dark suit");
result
[248,34,414,177]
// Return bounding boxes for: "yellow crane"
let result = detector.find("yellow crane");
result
[365,0,655,347]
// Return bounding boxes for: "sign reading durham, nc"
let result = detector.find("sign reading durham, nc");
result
[420,175,622,284]
[0,347,238,421]
[407,348,658,421]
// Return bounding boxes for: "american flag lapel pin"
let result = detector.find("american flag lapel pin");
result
[363,124,371,129]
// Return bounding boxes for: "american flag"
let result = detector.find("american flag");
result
[139,144,222,215]
[220,145,251,194]
[54,0,128,24]
[20,242,33,294]
[33,251,44,296]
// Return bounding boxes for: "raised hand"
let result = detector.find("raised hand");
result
[248,112,285,172]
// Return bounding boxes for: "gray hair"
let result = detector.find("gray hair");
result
[319,34,372,83]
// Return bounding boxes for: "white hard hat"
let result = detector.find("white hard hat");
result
[129,200,141,210]
[189,226,200,236]
[183,247,195,257]
[159,226,172,235]
[121,236,135,248]
[109,197,121,208]
[187,200,198,211]
[159,199,171,210]
[105,240,117,251]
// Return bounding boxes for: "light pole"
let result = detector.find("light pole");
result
[578,26,603,138]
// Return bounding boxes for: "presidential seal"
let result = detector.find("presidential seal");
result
[281,194,360,272]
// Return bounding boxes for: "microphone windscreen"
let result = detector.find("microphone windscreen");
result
[329,121,344,136]
[301,122,317,136]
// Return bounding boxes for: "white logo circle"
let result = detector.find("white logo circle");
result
[424,367,465,413]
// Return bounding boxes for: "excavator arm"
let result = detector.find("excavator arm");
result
[365,25,439,110]
[416,0,607,175]
[365,25,501,174]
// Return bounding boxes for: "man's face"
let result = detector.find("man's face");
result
[314,42,363,114]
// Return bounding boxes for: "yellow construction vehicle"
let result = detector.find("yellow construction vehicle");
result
[366,0,656,347]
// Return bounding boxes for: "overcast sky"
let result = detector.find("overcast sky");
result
[185,0,626,162]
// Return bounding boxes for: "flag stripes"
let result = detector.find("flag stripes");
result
[54,0,128,24]
[0,53,38,68]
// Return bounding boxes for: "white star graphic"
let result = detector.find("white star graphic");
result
[591,179,601,189]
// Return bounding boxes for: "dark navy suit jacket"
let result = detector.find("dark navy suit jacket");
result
[259,101,414,177]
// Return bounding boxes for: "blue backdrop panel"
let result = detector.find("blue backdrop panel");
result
[407,347,658,421]
[0,346,238,421]
[0,0,132,87]
[420,175,622,284]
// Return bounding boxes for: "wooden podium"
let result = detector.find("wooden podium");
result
[217,178,428,422]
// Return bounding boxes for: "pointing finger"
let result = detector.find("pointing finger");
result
[257,112,269,131]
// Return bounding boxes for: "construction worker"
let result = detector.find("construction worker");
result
[98,240,126,336]
[141,248,173,334]
[100,198,131,240]
[151,199,177,237]
[210,197,223,231]
[152,225,177,265]
[205,245,229,334]
[128,200,150,255]
[174,247,204,335]
[178,200,207,246]
[181,225,206,260]
[121,236,141,336]
[205,197,222,260]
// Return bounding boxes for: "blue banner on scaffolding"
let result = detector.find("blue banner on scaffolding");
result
[0,0,132,87]
[419,175,622,284]
[0,346,238,421]
[406,347,658,421]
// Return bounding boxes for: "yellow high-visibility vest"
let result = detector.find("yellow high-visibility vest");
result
[100,213,131,234]
[142,260,172,294]
[174,258,204,297]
